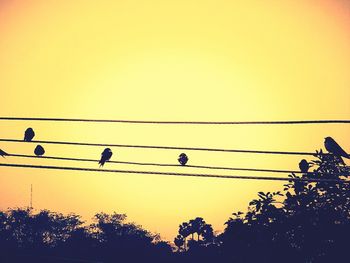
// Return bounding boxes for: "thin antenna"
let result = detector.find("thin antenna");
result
[30,184,33,209]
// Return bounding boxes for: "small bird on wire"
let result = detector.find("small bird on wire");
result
[0,149,9,158]
[324,137,349,165]
[178,153,188,166]
[299,159,310,173]
[24,128,35,142]
[99,148,113,167]
[34,145,45,156]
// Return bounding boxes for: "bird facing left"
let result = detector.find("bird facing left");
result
[324,137,349,165]
[0,149,9,158]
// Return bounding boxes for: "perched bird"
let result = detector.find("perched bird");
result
[34,145,45,156]
[24,128,35,142]
[99,148,113,167]
[0,149,9,158]
[178,153,188,166]
[324,137,349,165]
[299,159,309,173]
[324,137,349,164]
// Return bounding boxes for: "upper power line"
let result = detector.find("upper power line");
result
[0,117,350,125]
[0,138,320,156]
[0,162,348,184]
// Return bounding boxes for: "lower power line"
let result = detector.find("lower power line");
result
[0,163,348,184]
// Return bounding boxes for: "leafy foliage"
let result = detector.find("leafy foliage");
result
[0,209,172,262]
[218,151,350,262]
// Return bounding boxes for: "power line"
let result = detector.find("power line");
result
[0,117,349,125]
[0,162,348,183]
[9,153,305,174]
[12,153,350,176]
[0,138,320,156]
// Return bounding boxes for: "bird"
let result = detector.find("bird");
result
[178,153,188,166]
[299,159,309,173]
[99,148,113,167]
[0,149,9,158]
[24,128,35,142]
[34,145,45,156]
[324,137,349,161]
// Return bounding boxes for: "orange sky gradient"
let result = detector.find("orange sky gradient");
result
[0,0,349,241]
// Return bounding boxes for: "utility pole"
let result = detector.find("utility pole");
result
[30,184,33,209]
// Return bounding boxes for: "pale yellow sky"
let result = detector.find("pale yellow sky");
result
[0,0,349,240]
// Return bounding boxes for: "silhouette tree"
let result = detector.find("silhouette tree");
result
[189,217,205,241]
[0,208,172,263]
[174,234,185,251]
[221,149,350,262]
[178,221,191,250]
[175,217,215,252]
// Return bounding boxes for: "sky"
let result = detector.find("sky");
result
[0,0,349,241]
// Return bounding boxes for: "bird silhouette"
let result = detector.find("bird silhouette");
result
[178,153,188,166]
[299,159,309,173]
[324,137,349,164]
[99,148,113,167]
[34,145,45,156]
[0,149,9,158]
[24,128,35,142]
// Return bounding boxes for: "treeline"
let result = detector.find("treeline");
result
[0,209,173,262]
[1,152,350,262]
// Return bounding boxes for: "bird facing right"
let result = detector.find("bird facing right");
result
[24,128,35,142]
[298,159,309,173]
[99,148,113,167]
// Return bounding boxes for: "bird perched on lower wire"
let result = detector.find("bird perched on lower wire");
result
[299,159,309,173]
[34,145,45,156]
[24,128,35,142]
[324,137,349,165]
[0,149,9,158]
[99,148,113,167]
[178,153,188,166]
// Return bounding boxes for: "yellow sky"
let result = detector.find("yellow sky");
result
[0,0,349,240]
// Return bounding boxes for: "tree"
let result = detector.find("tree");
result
[221,150,350,262]
[175,217,215,251]
[174,234,185,251]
